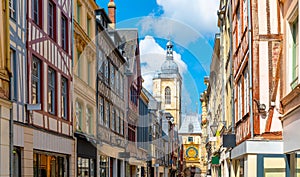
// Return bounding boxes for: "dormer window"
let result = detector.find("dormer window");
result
[188,124,194,133]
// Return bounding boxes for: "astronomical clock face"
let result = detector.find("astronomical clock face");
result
[186,146,198,158]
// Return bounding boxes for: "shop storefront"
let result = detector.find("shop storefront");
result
[230,140,287,177]
[99,155,109,177]
[33,151,69,177]
[76,133,97,177]
[282,107,300,176]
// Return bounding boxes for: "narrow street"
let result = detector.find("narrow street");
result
[0,0,299,177]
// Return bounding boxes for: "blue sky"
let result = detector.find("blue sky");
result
[96,0,219,114]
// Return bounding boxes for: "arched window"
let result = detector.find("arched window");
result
[86,107,92,134]
[165,87,171,104]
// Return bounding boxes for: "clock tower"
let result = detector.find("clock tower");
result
[152,40,182,127]
[179,114,204,175]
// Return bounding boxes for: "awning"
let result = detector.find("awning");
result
[128,158,146,166]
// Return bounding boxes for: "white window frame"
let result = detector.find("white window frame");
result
[86,107,92,134]
[238,78,242,121]
[287,6,299,91]
[76,102,82,131]
[244,67,249,115]
[48,67,56,114]
[61,76,68,120]
[32,56,41,104]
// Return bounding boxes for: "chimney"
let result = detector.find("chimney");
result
[108,0,116,29]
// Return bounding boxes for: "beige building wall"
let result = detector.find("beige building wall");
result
[0,102,11,177]
[73,0,98,136]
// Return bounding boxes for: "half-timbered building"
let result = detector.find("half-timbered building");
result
[230,0,285,176]
[20,0,75,176]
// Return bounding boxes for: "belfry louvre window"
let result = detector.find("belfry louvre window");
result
[165,87,171,104]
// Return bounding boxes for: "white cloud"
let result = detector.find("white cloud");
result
[157,0,219,34]
[139,35,187,91]
[138,0,219,44]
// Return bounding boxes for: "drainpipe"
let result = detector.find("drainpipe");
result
[228,0,235,134]
[247,0,254,138]
[71,0,74,67]
[71,0,76,176]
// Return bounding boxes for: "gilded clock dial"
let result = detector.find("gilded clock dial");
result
[186,146,198,158]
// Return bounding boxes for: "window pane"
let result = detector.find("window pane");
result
[104,60,109,85]
[88,61,91,85]
[48,68,55,114]
[61,15,67,50]
[111,108,115,131]
[291,17,299,89]
[9,0,16,19]
[116,109,120,133]
[100,97,104,125]
[33,0,39,25]
[61,77,67,119]
[32,57,40,104]
[110,64,115,89]
[86,108,92,134]
[76,102,82,130]
[11,49,18,100]
[48,2,54,38]
[77,3,81,23]
[105,102,110,128]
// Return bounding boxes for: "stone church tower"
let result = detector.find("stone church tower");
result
[153,40,182,127]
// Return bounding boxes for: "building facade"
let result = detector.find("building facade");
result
[230,0,284,176]
[138,87,150,177]
[280,0,300,176]
[202,0,288,176]
[0,0,11,176]
[73,0,98,176]
[95,8,127,177]
[205,34,223,177]
[179,114,204,177]
[21,0,75,176]
[118,28,143,176]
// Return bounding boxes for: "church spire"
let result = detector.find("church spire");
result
[166,40,173,60]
